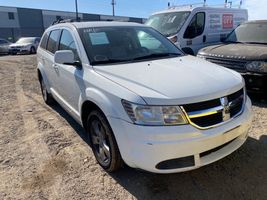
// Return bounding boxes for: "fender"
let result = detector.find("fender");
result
[37,62,52,94]
[80,87,121,119]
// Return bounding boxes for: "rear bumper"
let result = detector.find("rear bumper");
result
[108,98,252,173]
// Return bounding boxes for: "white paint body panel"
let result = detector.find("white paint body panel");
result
[37,22,252,173]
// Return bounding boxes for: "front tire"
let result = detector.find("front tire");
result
[87,110,123,172]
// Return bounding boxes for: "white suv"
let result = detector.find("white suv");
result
[37,21,252,173]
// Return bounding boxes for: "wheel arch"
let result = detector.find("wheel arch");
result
[81,100,104,131]
[37,63,51,93]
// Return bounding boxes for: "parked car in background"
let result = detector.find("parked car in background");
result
[0,38,11,55]
[37,21,252,173]
[198,20,267,94]
[145,5,248,55]
[9,37,40,55]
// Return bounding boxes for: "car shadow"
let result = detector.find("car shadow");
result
[49,100,267,200]
[108,135,267,200]
[49,102,91,147]
[249,93,267,108]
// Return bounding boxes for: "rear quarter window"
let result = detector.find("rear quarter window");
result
[40,33,49,49]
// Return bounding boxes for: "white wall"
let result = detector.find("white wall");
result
[0,7,20,28]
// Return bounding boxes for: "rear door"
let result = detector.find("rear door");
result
[181,12,206,54]
[43,29,61,94]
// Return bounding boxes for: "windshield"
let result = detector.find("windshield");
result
[225,23,267,44]
[16,38,35,44]
[145,11,190,37]
[79,26,183,65]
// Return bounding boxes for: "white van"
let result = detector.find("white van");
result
[145,5,248,55]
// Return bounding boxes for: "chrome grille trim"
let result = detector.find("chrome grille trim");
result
[187,105,224,119]
[181,89,245,130]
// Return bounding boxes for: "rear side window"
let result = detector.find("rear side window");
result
[59,30,79,60]
[47,30,61,54]
[184,12,205,39]
[40,33,49,49]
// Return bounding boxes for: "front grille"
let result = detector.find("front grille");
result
[156,156,195,170]
[183,99,221,112]
[205,57,247,73]
[190,112,223,128]
[182,89,244,129]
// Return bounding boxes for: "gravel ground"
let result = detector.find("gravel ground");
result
[0,55,266,200]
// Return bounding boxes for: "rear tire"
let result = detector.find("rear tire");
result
[87,110,123,172]
[40,78,54,105]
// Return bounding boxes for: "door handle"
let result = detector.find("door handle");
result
[52,63,59,73]
[52,63,58,68]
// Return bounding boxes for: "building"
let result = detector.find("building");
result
[0,6,146,42]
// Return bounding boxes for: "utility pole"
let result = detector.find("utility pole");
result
[75,0,79,21]
[111,0,115,16]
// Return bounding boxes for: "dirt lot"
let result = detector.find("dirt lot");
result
[0,55,266,200]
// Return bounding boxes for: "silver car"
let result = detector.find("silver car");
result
[9,37,40,55]
[0,38,11,54]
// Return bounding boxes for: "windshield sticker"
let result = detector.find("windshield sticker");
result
[89,32,109,45]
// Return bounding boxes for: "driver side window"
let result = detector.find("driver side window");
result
[184,12,205,39]
[59,30,80,61]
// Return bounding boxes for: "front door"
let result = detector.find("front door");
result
[181,12,206,54]
[54,29,83,115]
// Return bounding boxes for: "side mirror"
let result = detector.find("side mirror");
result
[54,50,81,67]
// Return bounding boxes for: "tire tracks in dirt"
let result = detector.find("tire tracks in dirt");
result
[14,59,63,199]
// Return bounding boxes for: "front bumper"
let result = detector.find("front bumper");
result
[108,98,252,173]
[9,47,30,54]
[242,72,267,93]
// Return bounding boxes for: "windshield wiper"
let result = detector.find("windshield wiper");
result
[92,53,181,65]
[224,41,245,44]
[242,42,267,45]
[133,53,181,61]
[92,58,130,65]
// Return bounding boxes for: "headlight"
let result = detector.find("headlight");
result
[197,54,206,59]
[122,100,188,126]
[246,61,267,73]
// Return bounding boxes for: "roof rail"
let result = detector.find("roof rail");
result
[51,18,81,26]
[168,1,243,9]
[168,3,205,10]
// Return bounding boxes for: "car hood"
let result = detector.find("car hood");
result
[10,43,31,47]
[198,43,267,60]
[94,56,244,105]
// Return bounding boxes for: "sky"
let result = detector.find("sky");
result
[0,0,266,19]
